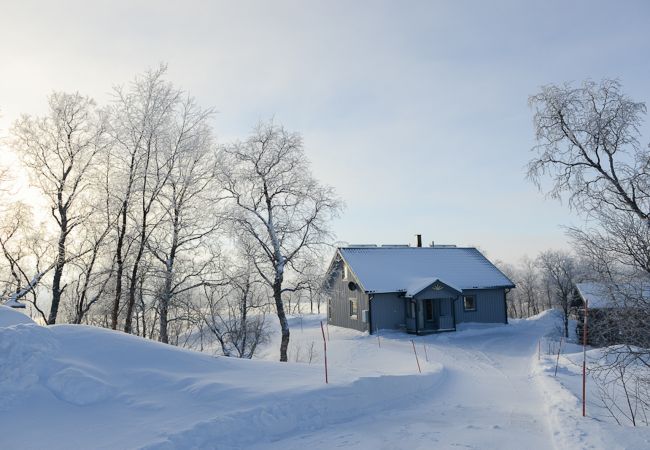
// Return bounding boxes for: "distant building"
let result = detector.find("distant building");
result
[574,282,649,346]
[324,241,515,334]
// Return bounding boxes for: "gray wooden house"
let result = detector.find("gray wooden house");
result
[325,244,515,334]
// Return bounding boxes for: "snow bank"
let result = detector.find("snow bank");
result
[0,310,443,449]
[533,338,650,449]
[0,304,34,327]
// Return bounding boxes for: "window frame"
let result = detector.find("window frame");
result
[349,297,358,319]
[463,295,477,312]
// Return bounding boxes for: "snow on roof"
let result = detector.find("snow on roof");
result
[338,246,515,294]
[575,282,650,309]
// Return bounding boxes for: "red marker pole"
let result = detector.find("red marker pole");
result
[411,339,422,373]
[554,337,563,377]
[320,321,328,384]
[582,300,589,417]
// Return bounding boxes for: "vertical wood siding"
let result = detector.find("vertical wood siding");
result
[326,261,369,332]
[455,288,507,324]
[371,293,406,331]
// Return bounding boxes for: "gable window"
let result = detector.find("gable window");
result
[349,298,358,318]
[342,264,349,280]
[463,295,476,312]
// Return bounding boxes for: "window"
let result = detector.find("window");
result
[463,295,476,312]
[349,298,358,318]
[342,264,349,280]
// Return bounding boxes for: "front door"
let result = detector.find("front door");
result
[423,299,438,330]
[438,298,454,330]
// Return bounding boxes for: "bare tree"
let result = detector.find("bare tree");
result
[218,121,343,361]
[529,79,650,340]
[537,250,578,338]
[147,96,220,343]
[0,202,55,319]
[199,262,270,358]
[528,79,649,220]
[108,65,179,333]
[11,92,108,323]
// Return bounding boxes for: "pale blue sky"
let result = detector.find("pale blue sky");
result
[1,1,649,263]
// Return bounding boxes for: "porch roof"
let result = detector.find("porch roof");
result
[404,277,463,297]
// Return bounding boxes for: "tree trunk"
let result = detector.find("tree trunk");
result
[48,220,67,325]
[273,278,290,362]
[124,209,148,334]
[111,203,128,330]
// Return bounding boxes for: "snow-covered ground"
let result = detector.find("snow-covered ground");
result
[1,306,649,449]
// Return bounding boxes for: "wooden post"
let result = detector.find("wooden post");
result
[320,321,328,384]
[411,339,422,374]
[582,299,588,417]
[554,337,563,377]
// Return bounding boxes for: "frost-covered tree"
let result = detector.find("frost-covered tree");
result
[218,121,342,362]
[147,96,220,343]
[528,78,650,348]
[537,250,579,338]
[108,65,179,333]
[11,92,108,323]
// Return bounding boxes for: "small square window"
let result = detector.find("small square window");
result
[463,295,476,312]
[349,298,358,318]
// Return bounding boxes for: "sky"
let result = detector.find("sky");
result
[1,0,649,265]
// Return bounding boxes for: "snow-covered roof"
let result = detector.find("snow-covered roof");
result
[337,246,515,294]
[575,282,650,309]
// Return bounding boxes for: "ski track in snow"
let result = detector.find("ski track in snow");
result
[249,320,555,450]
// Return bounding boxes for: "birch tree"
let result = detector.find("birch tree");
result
[109,65,179,332]
[147,96,220,343]
[11,92,108,323]
[218,121,342,362]
[529,79,650,346]
[537,250,578,338]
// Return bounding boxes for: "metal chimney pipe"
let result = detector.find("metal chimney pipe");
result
[416,234,422,248]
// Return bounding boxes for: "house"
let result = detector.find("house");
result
[324,241,515,334]
[574,282,649,346]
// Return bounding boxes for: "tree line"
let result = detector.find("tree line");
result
[0,65,342,362]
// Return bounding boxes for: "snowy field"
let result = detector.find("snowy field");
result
[2,306,649,449]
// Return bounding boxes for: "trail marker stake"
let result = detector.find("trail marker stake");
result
[411,339,422,374]
[582,299,589,417]
[320,321,328,384]
[554,337,563,377]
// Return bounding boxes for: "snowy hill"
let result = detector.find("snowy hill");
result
[1,306,649,449]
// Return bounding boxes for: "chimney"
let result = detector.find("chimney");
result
[416,234,422,248]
